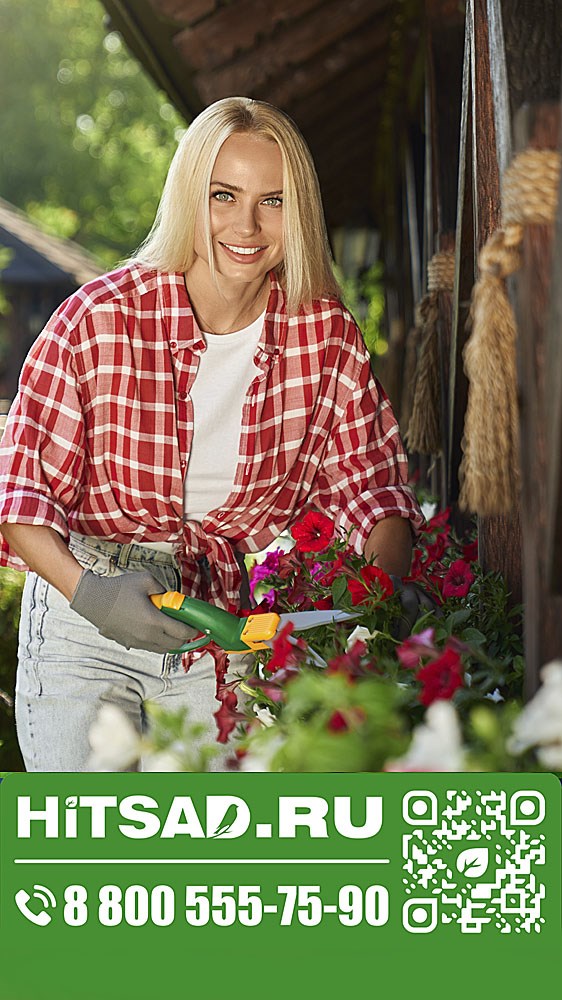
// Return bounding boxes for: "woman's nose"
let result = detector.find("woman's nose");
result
[233,202,259,236]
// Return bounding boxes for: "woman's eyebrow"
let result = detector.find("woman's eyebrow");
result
[210,180,283,196]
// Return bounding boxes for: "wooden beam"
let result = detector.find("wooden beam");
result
[173,0,326,72]
[191,0,391,102]
[286,58,385,133]
[153,0,218,26]
[264,19,389,109]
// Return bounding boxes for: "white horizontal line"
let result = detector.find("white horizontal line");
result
[15,858,390,865]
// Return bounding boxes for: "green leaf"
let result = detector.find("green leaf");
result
[331,576,348,605]
[445,608,472,633]
[461,628,487,646]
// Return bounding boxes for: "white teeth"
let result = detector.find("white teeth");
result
[223,244,265,255]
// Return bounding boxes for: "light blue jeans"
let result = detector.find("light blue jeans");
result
[15,533,247,772]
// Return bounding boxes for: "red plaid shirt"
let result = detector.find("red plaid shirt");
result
[0,265,423,609]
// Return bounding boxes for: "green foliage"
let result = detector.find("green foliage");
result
[0,246,13,316]
[241,672,409,773]
[235,509,544,774]
[335,261,387,356]
[0,0,185,266]
[142,704,219,773]
[0,567,24,770]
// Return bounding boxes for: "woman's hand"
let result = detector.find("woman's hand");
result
[70,569,198,653]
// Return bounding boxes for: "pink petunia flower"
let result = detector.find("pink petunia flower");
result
[397,628,437,669]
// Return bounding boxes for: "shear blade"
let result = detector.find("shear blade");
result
[278,610,359,632]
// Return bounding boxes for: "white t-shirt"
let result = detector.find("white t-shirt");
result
[183,310,265,522]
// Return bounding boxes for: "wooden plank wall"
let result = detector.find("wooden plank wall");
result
[449,0,562,694]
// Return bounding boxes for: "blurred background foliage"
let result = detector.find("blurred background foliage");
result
[0,0,389,769]
[0,0,185,266]
[0,569,24,771]
[335,262,387,358]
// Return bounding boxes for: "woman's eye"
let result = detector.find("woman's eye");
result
[212,191,233,202]
[263,197,283,207]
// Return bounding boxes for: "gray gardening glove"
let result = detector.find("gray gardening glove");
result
[390,575,441,641]
[70,569,198,654]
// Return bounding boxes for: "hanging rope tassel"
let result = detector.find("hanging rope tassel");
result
[405,250,455,455]
[459,148,561,514]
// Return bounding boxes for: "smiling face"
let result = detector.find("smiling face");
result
[193,132,285,290]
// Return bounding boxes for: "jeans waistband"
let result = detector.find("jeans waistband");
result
[68,532,179,570]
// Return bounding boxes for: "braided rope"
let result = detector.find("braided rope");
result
[459,149,561,515]
[405,251,455,455]
[427,250,456,292]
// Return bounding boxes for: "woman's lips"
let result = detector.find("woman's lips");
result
[219,242,268,263]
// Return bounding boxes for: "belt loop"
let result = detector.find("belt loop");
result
[115,542,133,569]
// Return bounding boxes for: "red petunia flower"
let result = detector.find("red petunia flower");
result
[313,597,334,610]
[319,550,351,585]
[213,689,246,743]
[291,511,335,553]
[416,646,464,706]
[264,622,306,674]
[327,707,367,732]
[423,506,451,533]
[462,540,478,563]
[397,627,437,669]
[327,639,368,679]
[442,559,475,599]
[328,710,349,732]
[424,533,448,566]
[348,565,394,606]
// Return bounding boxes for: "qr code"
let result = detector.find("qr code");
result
[401,789,546,934]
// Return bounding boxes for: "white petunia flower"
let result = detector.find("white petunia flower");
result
[385,700,466,772]
[142,750,183,772]
[346,625,382,650]
[507,660,562,768]
[485,688,504,704]
[239,733,286,772]
[88,704,140,771]
[253,704,277,728]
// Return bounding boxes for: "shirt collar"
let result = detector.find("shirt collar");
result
[158,269,288,360]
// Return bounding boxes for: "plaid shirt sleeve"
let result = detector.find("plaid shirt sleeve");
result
[0,302,86,539]
[307,323,424,552]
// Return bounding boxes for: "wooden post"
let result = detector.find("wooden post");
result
[469,0,523,604]
[448,18,475,534]
[545,161,562,592]
[513,104,562,697]
[421,1,465,502]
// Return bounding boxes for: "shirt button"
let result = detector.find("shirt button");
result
[178,390,188,401]
[180,460,186,470]
[216,511,225,520]
[170,340,178,350]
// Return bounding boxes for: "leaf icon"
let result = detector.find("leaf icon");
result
[65,796,78,808]
[210,803,239,838]
[456,847,489,878]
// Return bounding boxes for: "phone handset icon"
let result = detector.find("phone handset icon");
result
[15,886,56,926]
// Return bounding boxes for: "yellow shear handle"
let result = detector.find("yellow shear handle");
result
[239,612,280,651]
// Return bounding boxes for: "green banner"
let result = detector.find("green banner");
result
[0,773,560,999]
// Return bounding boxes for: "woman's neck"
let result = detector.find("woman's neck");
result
[184,265,270,335]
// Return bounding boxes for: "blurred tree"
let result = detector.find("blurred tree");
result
[0,0,186,266]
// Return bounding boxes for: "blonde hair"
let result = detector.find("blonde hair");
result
[135,97,341,313]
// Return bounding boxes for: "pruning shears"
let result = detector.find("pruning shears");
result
[150,591,358,658]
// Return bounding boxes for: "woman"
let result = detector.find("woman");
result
[0,97,423,772]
